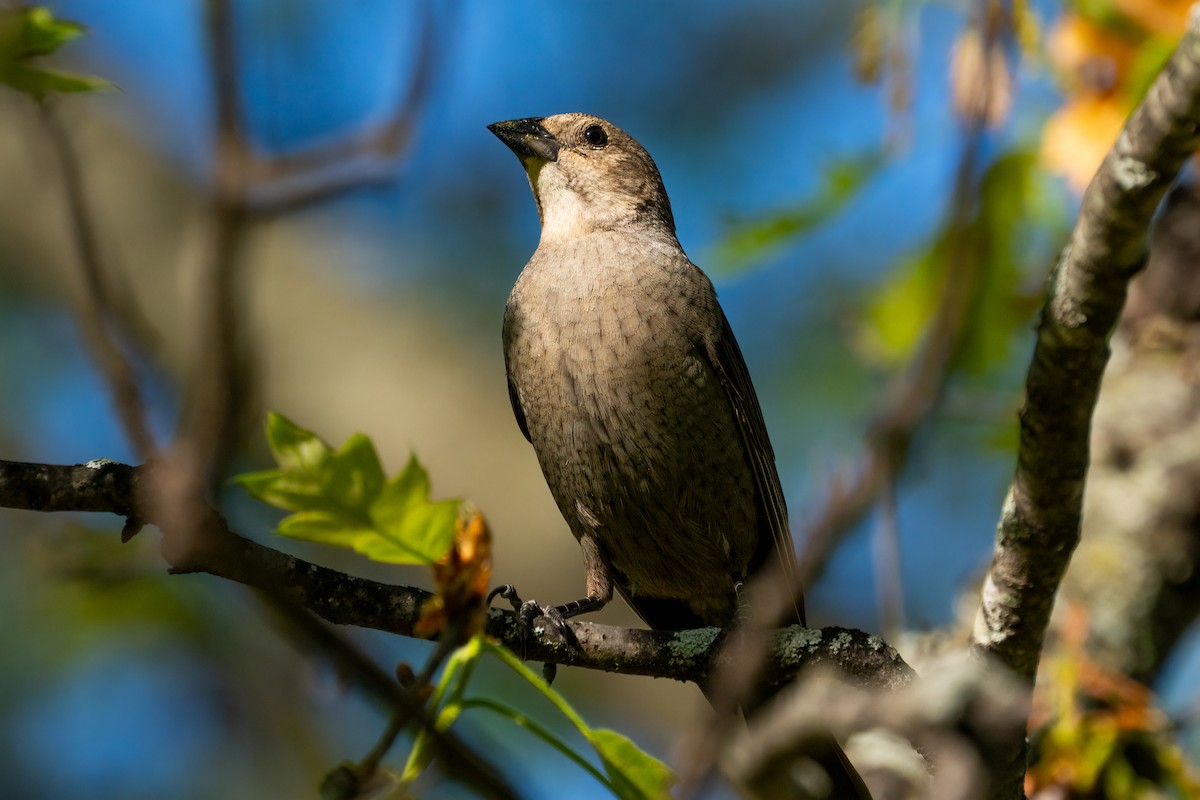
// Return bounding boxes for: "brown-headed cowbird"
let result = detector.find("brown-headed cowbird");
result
[490,112,869,798]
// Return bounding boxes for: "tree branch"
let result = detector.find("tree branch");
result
[0,457,914,691]
[972,5,1200,686]
[972,8,1200,798]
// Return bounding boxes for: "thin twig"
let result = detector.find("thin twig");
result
[37,100,157,460]
[245,1,443,216]
[174,0,252,476]
[679,3,1009,793]
[260,591,520,800]
[874,478,906,641]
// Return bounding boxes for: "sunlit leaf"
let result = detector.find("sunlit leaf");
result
[479,639,677,798]
[1027,605,1200,796]
[857,236,946,367]
[12,7,85,57]
[368,456,460,564]
[1112,0,1192,38]
[264,411,335,474]
[589,728,676,800]
[1012,0,1041,54]
[1124,35,1177,102]
[232,413,459,565]
[0,7,112,96]
[2,65,109,94]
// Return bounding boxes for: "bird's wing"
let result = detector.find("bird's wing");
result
[502,303,532,443]
[506,372,531,443]
[704,309,804,626]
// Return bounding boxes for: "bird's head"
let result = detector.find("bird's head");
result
[488,113,675,240]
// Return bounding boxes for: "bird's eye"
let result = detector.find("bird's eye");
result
[582,124,608,148]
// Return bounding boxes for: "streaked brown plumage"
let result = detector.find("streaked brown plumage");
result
[492,113,794,631]
[490,112,869,799]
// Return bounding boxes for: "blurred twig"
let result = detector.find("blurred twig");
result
[874,479,905,641]
[177,0,442,476]
[792,57,992,594]
[973,8,1200,799]
[260,592,519,800]
[0,456,516,798]
[26,1,462,793]
[724,656,1029,800]
[38,100,158,460]
[679,3,1014,795]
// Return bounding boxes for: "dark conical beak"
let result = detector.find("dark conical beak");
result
[488,118,560,163]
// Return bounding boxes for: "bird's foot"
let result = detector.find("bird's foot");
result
[485,584,567,658]
[486,585,601,658]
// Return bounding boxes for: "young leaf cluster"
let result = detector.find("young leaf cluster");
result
[233,413,460,565]
[0,7,111,97]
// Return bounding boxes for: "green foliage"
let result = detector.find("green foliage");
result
[0,7,112,96]
[232,413,460,565]
[1125,35,1178,104]
[403,635,676,799]
[1069,0,1137,33]
[857,149,1045,374]
[709,149,885,272]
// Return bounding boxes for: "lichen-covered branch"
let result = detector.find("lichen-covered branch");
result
[0,457,914,691]
[973,5,1200,684]
[973,8,1200,799]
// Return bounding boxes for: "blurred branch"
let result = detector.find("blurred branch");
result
[725,656,1029,800]
[241,1,440,216]
[172,0,254,474]
[17,3,465,795]
[687,7,1012,790]
[0,455,516,798]
[973,8,1200,798]
[792,50,991,593]
[177,0,441,475]
[37,100,158,460]
[260,593,518,800]
[0,457,915,692]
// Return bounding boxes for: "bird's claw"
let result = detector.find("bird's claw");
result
[516,599,576,654]
[486,584,579,658]
[487,583,523,612]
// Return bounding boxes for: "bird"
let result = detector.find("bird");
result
[489,113,870,798]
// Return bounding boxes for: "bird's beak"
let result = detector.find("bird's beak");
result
[488,118,561,164]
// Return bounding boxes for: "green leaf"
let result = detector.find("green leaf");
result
[709,149,886,273]
[857,236,948,367]
[1124,36,1177,106]
[0,8,113,96]
[480,639,676,799]
[264,412,334,474]
[856,149,1045,375]
[2,65,111,94]
[276,511,375,547]
[589,729,676,800]
[367,456,460,563]
[325,433,385,511]
[232,413,459,565]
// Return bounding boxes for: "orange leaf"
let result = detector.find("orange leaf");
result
[1041,96,1128,192]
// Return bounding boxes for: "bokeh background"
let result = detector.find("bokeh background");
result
[1,1,1197,798]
